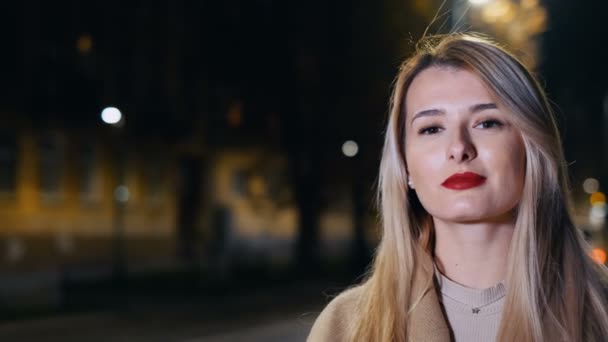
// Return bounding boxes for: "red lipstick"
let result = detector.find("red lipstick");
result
[441,172,486,190]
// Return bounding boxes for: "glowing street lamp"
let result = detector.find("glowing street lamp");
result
[101,107,123,125]
[101,106,127,284]
[468,0,492,5]
[584,178,600,194]
[342,140,359,158]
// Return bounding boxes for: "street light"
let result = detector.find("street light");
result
[101,107,123,125]
[468,0,491,5]
[584,178,600,194]
[342,140,359,158]
[101,107,128,287]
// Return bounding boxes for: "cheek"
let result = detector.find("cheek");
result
[406,145,438,183]
[483,136,525,170]
[482,139,526,196]
[510,145,527,192]
[503,139,526,183]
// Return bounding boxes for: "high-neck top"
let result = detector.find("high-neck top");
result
[435,271,506,341]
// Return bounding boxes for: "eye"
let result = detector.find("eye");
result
[418,126,443,135]
[476,119,503,129]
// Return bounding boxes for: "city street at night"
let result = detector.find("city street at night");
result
[0,310,316,341]
[0,278,334,341]
[2,0,608,340]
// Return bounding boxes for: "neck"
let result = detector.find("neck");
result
[433,215,514,289]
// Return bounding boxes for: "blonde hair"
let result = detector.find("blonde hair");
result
[349,33,608,342]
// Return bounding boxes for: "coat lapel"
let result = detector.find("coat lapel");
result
[408,271,452,341]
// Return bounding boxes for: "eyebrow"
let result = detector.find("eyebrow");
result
[470,103,498,113]
[410,102,498,125]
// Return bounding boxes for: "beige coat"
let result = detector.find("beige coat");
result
[307,280,452,342]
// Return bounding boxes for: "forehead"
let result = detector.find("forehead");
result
[405,66,496,118]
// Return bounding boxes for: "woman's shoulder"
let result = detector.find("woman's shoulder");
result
[306,285,364,342]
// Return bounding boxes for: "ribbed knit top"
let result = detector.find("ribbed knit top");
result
[435,271,506,342]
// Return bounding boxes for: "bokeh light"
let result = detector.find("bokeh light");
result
[583,178,600,194]
[227,101,243,127]
[589,202,607,227]
[521,0,539,10]
[590,203,607,218]
[482,0,515,23]
[590,191,606,206]
[114,185,130,203]
[101,107,123,125]
[77,34,93,55]
[591,247,607,264]
[342,140,359,157]
[468,0,491,5]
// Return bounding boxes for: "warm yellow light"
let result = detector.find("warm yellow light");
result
[469,0,491,5]
[524,7,547,34]
[227,101,243,127]
[590,192,606,206]
[482,0,514,23]
[499,6,516,23]
[521,0,539,10]
[77,34,93,55]
[248,176,266,197]
[413,0,432,17]
[591,248,607,264]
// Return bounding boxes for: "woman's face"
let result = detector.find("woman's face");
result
[404,66,526,223]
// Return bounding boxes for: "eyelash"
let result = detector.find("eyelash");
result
[418,119,504,135]
[477,119,503,129]
[419,126,441,135]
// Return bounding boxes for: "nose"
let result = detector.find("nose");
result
[446,126,477,163]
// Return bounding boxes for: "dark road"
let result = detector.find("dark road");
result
[0,311,318,341]
[0,280,342,342]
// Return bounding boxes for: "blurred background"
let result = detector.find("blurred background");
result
[0,0,607,340]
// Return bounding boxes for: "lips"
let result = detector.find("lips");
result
[441,172,486,190]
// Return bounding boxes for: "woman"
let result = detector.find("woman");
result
[307,33,608,342]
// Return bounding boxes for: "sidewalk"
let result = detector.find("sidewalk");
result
[0,275,351,341]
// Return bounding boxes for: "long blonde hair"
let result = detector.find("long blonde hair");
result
[349,33,608,342]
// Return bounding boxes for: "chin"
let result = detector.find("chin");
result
[436,209,515,224]
[443,214,486,223]
[431,206,488,222]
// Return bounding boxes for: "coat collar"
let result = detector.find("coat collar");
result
[407,268,452,341]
